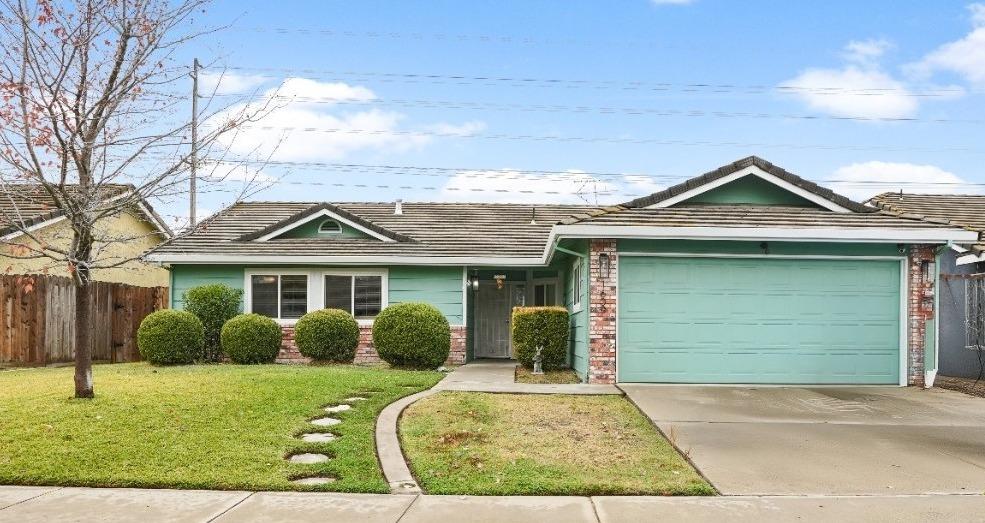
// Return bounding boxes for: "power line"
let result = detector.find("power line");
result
[235,126,985,155]
[210,94,985,125]
[221,65,974,97]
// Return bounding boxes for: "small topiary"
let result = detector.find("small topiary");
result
[182,284,243,362]
[511,306,569,370]
[220,313,282,364]
[372,302,450,369]
[294,309,360,362]
[137,309,205,365]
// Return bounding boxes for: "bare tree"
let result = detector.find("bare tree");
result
[0,0,272,398]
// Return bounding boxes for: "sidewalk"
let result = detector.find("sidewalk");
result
[2,486,983,522]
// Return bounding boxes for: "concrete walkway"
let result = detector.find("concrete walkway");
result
[375,360,620,493]
[2,486,983,522]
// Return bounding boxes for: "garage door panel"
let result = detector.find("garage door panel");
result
[618,256,901,384]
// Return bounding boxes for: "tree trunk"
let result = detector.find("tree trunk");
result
[74,277,94,398]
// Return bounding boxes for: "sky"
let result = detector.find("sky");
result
[161,0,985,225]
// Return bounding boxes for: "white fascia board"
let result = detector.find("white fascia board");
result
[950,243,970,253]
[956,252,985,265]
[253,208,396,243]
[144,253,546,266]
[647,165,854,213]
[551,224,979,244]
[0,215,67,242]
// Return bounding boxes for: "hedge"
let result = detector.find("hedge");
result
[182,284,243,362]
[372,302,450,369]
[220,313,282,364]
[294,309,360,362]
[137,309,205,365]
[511,306,569,370]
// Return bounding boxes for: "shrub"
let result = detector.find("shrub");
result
[295,309,360,362]
[511,306,569,370]
[137,309,204,365]
[220,313,282,364]
[182,284,243,362]
[373,302,450,369]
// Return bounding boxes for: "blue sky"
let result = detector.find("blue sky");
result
[166,0,985,223]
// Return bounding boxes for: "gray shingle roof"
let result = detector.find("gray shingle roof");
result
[869,192,985,250]
[151,201,599,259]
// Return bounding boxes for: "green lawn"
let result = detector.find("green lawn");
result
[0,363,441,492]
[400,392,715,496]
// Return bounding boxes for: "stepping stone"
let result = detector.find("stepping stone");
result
[291,476,336,485]
[288,453,330,464]
[311,417,341,427]
[300,432,337,443]
[324,404,351,413]
[343,396,367,402]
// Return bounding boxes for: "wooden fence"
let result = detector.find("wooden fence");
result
[0,275,168,367]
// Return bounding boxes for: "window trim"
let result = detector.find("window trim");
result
[571,259,584,313]
[532,277,561,307]
[243,268,388,326]
[318,219,343,235]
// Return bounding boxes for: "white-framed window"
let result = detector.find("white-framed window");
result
[571,259,583,312]
[318,219,342,235]
[323,270,387,319]
[244,268,388,324]
[533,280,559,307]
[248,273,309,320]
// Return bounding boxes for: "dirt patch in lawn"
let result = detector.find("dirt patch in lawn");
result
[514,366,581,384]
[936,375,985,398]
[400,391,714,496]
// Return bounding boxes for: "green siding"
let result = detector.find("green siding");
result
[618,256,901,384]
[275,218,372,239]
[169,264,464,324]
[388,266,464,324]
[682,175,820,207]
[170,265,245,310]
[561,241,590,380]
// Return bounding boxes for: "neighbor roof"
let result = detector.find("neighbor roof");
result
[0,184,172,239]
[868,192,985,251]
[149,201,599,261]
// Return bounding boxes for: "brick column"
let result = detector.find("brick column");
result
[277,324,466,366]
[907,245,936,387]
[588,239,618,384]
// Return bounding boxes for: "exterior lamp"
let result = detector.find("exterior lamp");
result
[494,274,506,290]
[467,274,479,292]
[599,253,610,279]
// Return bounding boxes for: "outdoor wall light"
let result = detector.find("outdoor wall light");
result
[494,274,506,290]
[467,274,480,292]
[599,253,610,279]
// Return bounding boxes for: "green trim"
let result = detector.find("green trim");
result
[679,174,821,207]
[555,245,587,259]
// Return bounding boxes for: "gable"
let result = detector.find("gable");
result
[273,218,373,239]
[678,175,822,208]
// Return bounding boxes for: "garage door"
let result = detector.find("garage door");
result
[618,256,902,384]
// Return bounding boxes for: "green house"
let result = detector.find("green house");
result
[147,156,976,386]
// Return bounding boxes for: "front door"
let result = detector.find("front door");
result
[475,282,525,358]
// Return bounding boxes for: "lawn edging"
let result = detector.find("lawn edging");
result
[374,383,445,494]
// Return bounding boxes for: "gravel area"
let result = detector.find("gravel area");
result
[935,375,985,398]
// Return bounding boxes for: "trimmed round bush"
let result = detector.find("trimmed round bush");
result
[182,284,243,362]
[137,309,204,365]
[372,302,450,369]
[220,313,282,364]
[295,309,360,362]
[512,306,569,371]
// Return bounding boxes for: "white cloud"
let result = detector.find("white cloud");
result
[204,161,276,183]
[439,170,663,205]
[843,38,893,66]
[199,71,269,95]
[212,78,482,162]
[906,3,985,86]
[828,161,976,201]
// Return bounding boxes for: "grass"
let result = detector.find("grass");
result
[0,363,441,492]
[514,365,581,384]
[400,392,715,496]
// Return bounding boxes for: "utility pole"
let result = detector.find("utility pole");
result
[189,57,199,228]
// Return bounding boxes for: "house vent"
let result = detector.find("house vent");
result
[394,199,403,215]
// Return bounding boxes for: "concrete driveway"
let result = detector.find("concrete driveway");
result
[621,385,985,496]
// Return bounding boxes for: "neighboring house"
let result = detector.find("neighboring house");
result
[0,184,172,287]
[147,156,976,386]
[868,193,985,380]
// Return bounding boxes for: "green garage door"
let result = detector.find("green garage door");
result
[618,256,901,384]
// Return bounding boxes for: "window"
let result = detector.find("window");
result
[324,273,384,318]
[250,274,309,319]
[534,282,558,306]
[571,260,583,311]
[318,219,342,234]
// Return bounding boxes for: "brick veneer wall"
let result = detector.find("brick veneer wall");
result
[588,239,618,384]
[907,244,937,387]
[276,324,466,366]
